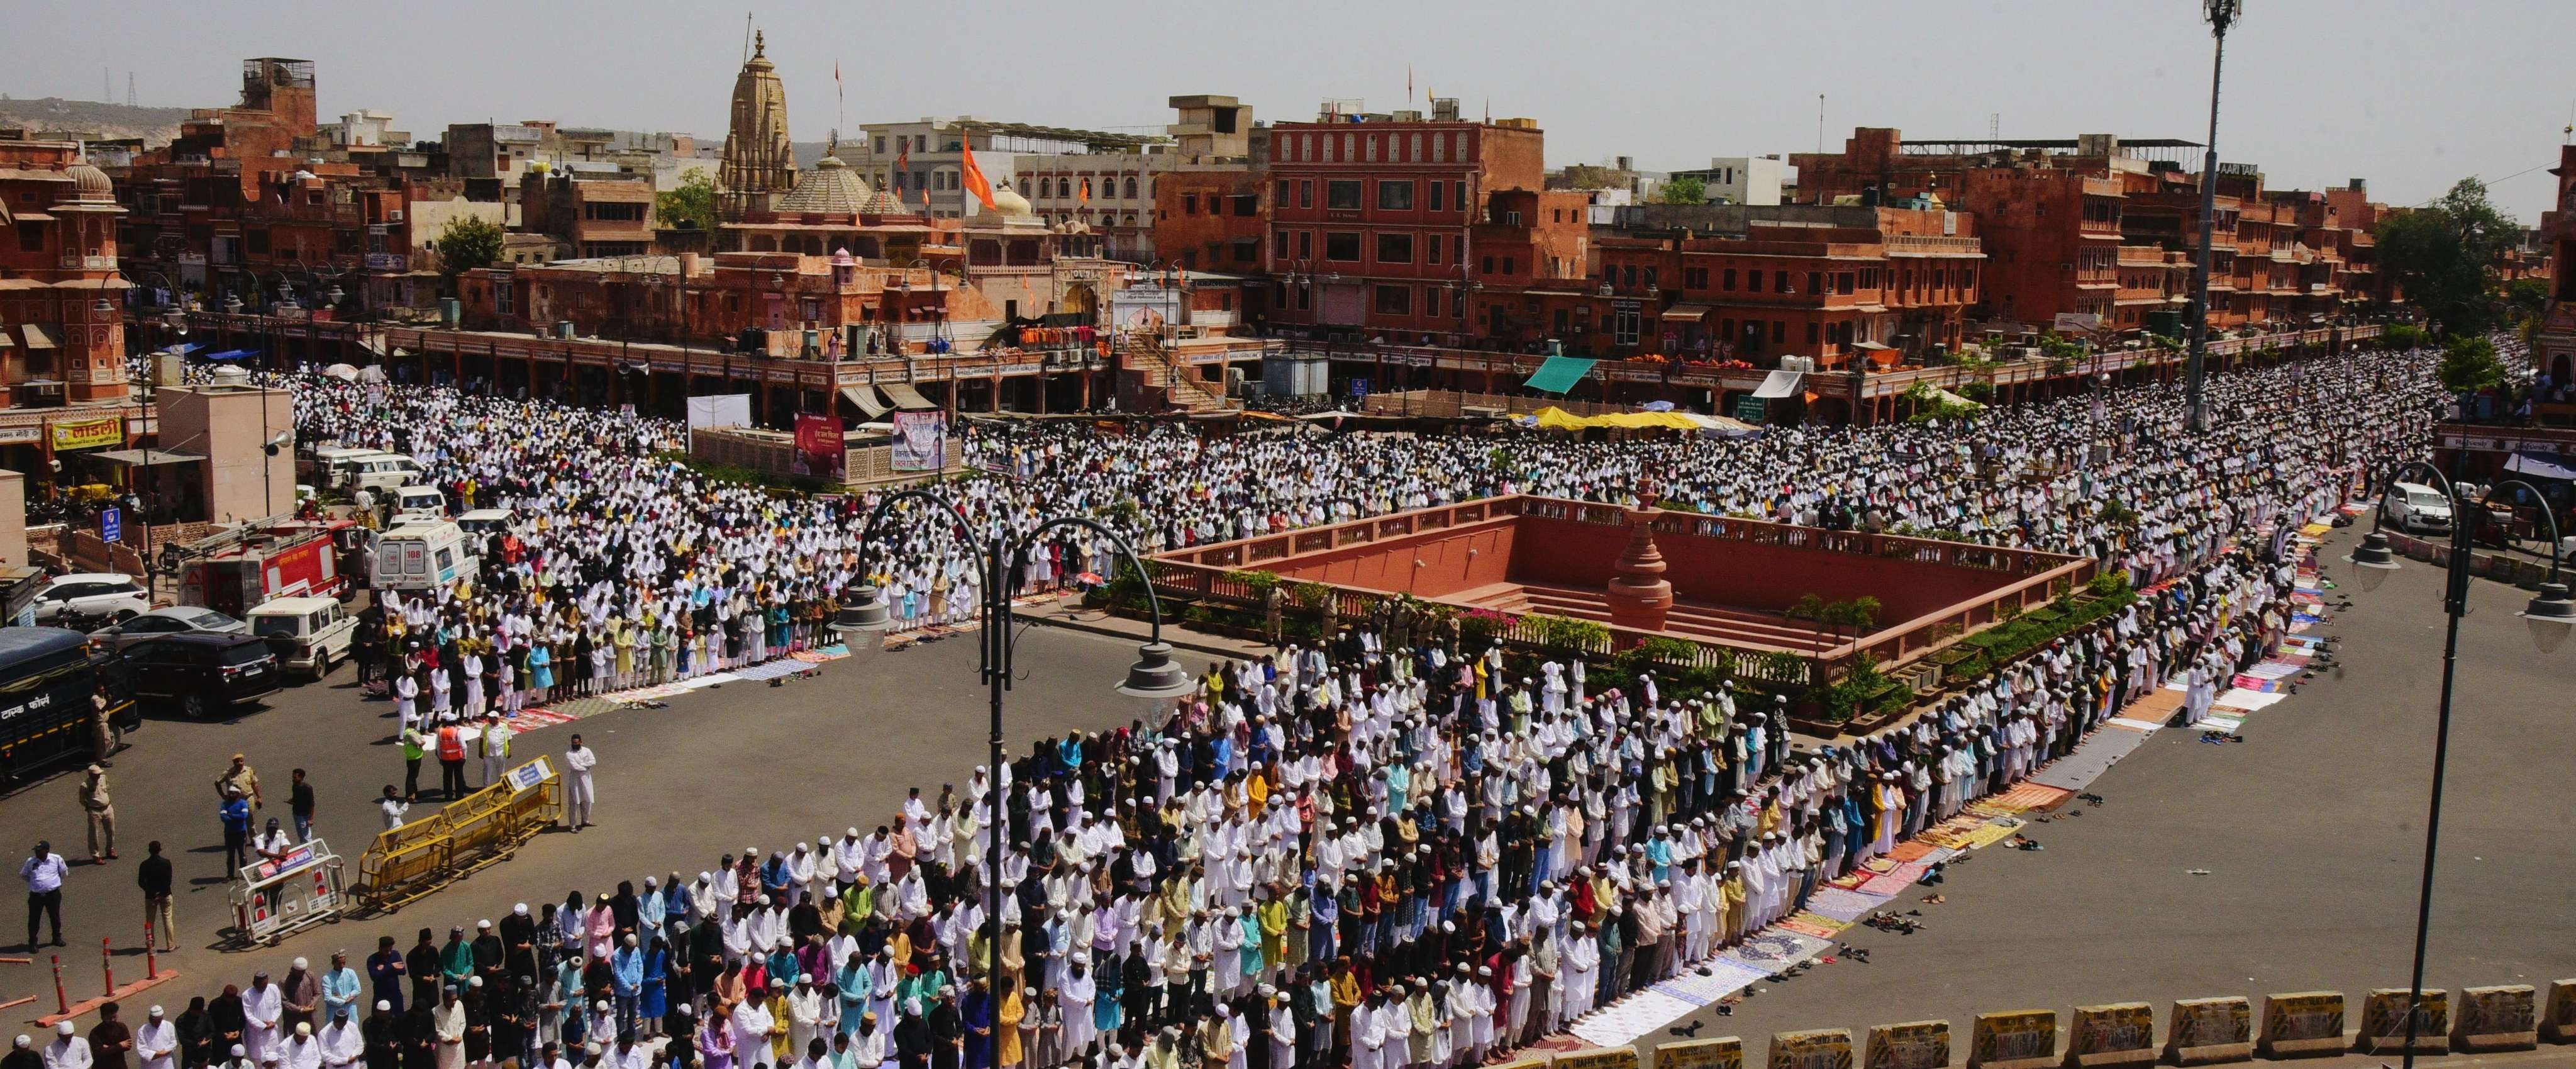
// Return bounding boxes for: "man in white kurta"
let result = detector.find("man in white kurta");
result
[242,977,285,1066]
[563,736,598,830]
[278,1024,322,1069]
[135,1008,180,1069]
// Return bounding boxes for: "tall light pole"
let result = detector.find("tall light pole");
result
[831,490,1194,1069]
[2343,466,2573,1068]
[2182,0,2242,433]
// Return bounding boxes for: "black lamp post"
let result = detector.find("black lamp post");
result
[829,488,1192,1066]
[2182,0,2243,433]
[2342,463,2573,1066]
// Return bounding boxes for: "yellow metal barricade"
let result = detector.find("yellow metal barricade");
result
[354,757,558,913]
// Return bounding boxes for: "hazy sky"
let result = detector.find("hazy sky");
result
[13,0,2574,219]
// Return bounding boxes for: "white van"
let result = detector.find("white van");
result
[389,484,448,524]
[370,521,479,592]
[311,446,387,488]
[455,508,521,540]
[347,454,426,494]
[247,596,358,680]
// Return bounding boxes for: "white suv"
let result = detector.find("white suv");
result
[31,573,151,625]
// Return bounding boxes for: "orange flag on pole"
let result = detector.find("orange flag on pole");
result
[959,138,998,212]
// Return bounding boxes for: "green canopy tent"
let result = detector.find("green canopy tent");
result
[1523,355,1599,396]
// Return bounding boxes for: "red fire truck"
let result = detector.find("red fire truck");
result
[177,519,368,617]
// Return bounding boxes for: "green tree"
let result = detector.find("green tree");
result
[657,167,718,233]
[2375,178,2520,335]
[435,215,504,277]
[1658,175,1707,205]
[2504,277,2550,323]
[2435,335,2507,394]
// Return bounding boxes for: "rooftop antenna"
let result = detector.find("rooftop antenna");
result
[1817,94,1826,154]
[741,12,753,64]
[127,72,136,108]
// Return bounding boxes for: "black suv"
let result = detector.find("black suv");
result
[123,633,283,717]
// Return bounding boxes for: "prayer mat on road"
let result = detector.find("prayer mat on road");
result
[1890,841,1941,863]
[2029,727,2149,790]
[1974,781,2075,814]
[1803,887,1885,922]
[1780,912,1843,939]
[2107,717,2165,734]
[1721,931,1831,972]
[1568,990,1699,1048]
[1651,960,1767,1004]
[1960,817,2026,850]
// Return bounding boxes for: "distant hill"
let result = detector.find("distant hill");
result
[0,96,187,145]
[792,140,833,169]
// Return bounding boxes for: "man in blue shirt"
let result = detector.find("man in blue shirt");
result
[609,934,645,1038]
[20,841,70,948]
[322,951,364,1024]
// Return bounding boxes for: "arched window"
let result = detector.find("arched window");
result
[1123,177,1137,200]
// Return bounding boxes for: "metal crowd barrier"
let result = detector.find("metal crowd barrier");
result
[353,756,560,914]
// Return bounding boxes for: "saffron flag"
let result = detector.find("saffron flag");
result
[1079,177,1092,204]
[959,138,997,212]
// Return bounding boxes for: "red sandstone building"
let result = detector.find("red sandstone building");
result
[0,138,130,409]
[1579,204,1985,364]
[1261,103,1588,344]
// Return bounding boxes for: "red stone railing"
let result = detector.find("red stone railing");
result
[1145,495,2094,687]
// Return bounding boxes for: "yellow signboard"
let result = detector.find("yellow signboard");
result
[50,416,124,452]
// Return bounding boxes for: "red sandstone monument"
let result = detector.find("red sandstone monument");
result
[1604,508,1674,634]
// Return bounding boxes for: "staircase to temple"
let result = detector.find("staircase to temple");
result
[1451,581,1844,654]
[1119,334,1235,413]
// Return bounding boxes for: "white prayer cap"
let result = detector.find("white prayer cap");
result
[149,1007,164,1017]
[296,1024,313,1038]
[847,828,860,838]
[375,1002,391,1012]
[292,957,309,970]
[58,1023,77,1036]
[514,903,529,915]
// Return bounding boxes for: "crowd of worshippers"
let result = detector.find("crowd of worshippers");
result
[117,344,2450,1069]
[88,517,2329,1069]
[296,342,2443,733]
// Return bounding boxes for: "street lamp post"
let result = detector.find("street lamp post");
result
[830,489,1194,1069]
[2342,464,2573,1067]
[2182,0,2243,433]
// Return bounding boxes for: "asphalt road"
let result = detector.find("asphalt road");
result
[0,618,1186,1012]
[1648,523,2576,1055]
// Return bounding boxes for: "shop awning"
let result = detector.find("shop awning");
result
[879,381,940,411]
[201,349,259,361]
[86,449,206,467]
[1523,355,1599,395]
[167,342,206,356]
[2506,452,2576,482]
[1751,369,1804,399]
[18,325,58,349]
[1660,303,1714,323]
[840,384,891,418]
